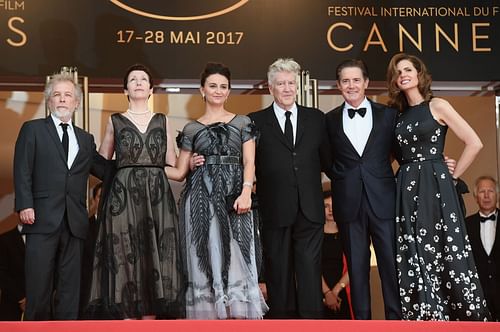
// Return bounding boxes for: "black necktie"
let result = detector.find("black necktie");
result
[60,123,69,161]
[284,111,294,146]
[480,214,496,223]
[348,107,367,119]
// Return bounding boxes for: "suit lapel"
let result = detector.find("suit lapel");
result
[490,208,500,255]
[362,100,381,156]
[71,126,87,169]
[45,117,68,166]
[295,105,306,147]
[335,103,359,156]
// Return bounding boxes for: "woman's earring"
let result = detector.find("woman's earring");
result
[202,94,206,102]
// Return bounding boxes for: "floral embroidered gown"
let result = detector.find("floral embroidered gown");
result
[394,101,490,321]
[176,115,268,319]
[86,113,184,319]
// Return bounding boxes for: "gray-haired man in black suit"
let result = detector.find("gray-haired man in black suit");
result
[14,73,104,320]
[466,176,500,321]
[249,58,331,318]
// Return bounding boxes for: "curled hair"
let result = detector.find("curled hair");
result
[123,63,153,90]
[200,62,231,88]
[336,59,369,81]
[473,175,498,197]
[44,72,82,105]
[267,58,301,85]
[386,53,433,112]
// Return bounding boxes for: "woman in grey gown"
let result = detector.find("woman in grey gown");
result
[166,62,268,319]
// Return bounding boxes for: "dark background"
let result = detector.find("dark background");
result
[0,0,498,82]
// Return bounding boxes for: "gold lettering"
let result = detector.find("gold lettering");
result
[7,16,26,47]
[472,23,490,52]
[363,23,387,52]
[435,23,458,52]
[399,24,422,52]
[326,22,353,52]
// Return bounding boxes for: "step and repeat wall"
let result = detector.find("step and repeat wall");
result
[0,0,498,82]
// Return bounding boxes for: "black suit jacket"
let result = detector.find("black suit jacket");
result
[0,227,25,320]
[465,210,500,320]
[326,101,398,223]
[248,104,330,228]
[14,117,102,239]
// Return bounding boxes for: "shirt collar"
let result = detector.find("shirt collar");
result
[51,113,73,130]
[479,210,497,218]
[344,97,370,111]
[273,102,298,119]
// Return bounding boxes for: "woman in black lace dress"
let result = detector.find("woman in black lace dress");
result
[166,63,268,319]
[386,53,490,320]
[86,64,184,319]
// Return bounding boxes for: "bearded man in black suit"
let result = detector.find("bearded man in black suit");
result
[14,73,104,320]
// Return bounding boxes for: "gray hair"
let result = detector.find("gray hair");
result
[473,175,498,197]
[44,72,82,106]
[267,58,301,85]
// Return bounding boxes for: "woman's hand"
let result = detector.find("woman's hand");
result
[323,290,342,311]
[234,191,252,214]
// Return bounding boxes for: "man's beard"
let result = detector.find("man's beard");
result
[52,108,74,120]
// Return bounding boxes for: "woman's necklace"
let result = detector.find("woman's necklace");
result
[126,109,152,128]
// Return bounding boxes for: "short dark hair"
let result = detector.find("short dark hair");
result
[123,64,154,90]
[336,59,369,81]
[323,190,332,199]
[200,62,231,88]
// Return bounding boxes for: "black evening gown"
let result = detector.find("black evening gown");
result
[86,113,184,319]
[394,101,490,321]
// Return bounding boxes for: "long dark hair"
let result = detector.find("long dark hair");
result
[386,53,432,112]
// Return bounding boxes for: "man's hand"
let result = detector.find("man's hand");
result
[259,283,268,300]
[19,208,35,225]
[18,297,26,312]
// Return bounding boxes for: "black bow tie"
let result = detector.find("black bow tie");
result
[348,107,367,119]
[480,214,496,223]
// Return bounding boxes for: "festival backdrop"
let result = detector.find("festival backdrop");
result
[0,0,498,81]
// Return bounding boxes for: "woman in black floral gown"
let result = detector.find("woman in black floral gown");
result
[166,63,268,319]
[85,64,184,319]
[386,53,490,320]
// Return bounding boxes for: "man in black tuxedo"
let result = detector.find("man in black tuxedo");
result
[14,73,103,320]
[325,59,401,320]
[248,58,330,318]
[0,225,25,320]
[466,175,500,321]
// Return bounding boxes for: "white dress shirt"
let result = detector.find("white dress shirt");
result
[273,102,298,145]
[479,211,497,256]
[51,114,79,168]
[342,97,373,157]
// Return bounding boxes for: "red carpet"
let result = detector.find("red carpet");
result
[0,320,499,332]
